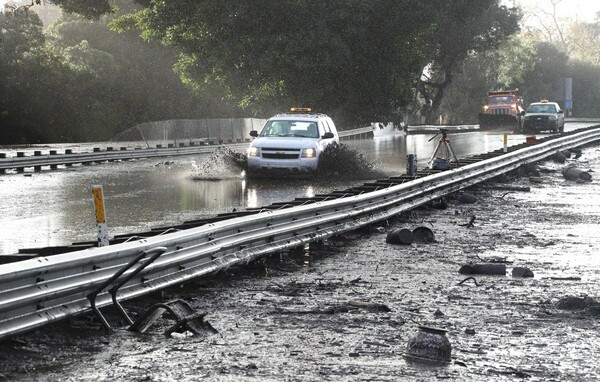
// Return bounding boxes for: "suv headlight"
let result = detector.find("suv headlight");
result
[301,148,317,158]
[248,147,260,157]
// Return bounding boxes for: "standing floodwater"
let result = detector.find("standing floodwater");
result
[0,126,587,256]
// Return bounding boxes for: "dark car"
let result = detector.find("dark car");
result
[520,100,564,134]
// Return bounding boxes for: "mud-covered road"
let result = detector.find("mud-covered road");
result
[1,145,599,381]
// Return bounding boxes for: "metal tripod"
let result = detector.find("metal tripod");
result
[427,128,459,169]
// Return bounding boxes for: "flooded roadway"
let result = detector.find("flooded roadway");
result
[0,121,599,381]
[0,123,594,256]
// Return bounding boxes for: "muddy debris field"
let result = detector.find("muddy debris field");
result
[0,146,599,381]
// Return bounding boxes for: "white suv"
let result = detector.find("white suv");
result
[247,108,339,173]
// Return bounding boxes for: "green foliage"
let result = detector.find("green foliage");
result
[417,0,521,123]
[114,0,437,126]
[440,38,570,122]
[1,2,231,144]
[520,42,568,105]
[47,0,112,19]
[568,61,600,117]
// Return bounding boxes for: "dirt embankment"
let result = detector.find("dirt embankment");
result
[1,147,599,381]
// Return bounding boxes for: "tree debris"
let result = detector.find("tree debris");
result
[458,276,479,286]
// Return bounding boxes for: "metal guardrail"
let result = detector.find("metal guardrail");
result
[1,126,599,340]
[0,143,250,173]
[338,126,374,137]
[0,127,374,173]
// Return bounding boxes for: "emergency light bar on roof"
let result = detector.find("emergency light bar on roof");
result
[290,107,312,113]
[489,91,518,96]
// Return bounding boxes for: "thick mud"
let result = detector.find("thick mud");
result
[1,146,599,381]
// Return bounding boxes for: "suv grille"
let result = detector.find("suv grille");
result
[262,153,300,159]
[491,108,510,115]
[261,148,301,160]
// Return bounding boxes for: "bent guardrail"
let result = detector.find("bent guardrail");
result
[1,126,599,341]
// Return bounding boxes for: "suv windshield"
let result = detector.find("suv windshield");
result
[260,120,319,138]
[526,104,557,113]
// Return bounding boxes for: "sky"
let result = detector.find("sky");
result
[507,0,600,22]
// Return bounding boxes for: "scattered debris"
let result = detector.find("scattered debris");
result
[512,267,534,278]
[560,149,572,159]
[347,300,391,312]
[385,228,413,245]
[552,150,567,164]
[458,193,477,204]
[272,300,391,314]
[529,177,544,183]
[562,165,592,182]
[405,326,452,363]
[412,226,436,243]
[490,185,531,192]
[547,276,582,281]
[458,215,476,228]
[459,263,506,276]
[458,276,479,286]
[555,296,596,310]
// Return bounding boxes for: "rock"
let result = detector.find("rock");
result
[562,165,592,182]
[555,296,596,310]
[465,328,476,335]
[552,150,567,163]
[434,308,444,317]
[429,197,448,210]
[569,147,583,158]
[458,193,477,204]
[560,149,572,159]
[432,157,450,170]
[512,267,534,278]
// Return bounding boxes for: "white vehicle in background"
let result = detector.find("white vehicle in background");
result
[247,108,339,174]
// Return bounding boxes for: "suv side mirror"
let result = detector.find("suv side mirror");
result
[558,110,564,114]
[249,130,258,137]
[520,111,526,116]
[322,132,334,139]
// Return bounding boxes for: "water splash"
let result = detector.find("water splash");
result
[191,147,246,180]
[316,142,384,180]
[191,143,382,181]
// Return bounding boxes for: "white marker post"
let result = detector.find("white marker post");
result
[92,185,110,247]
[503,132,508,153]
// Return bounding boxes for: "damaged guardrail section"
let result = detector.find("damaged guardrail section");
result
[1,127,599,340]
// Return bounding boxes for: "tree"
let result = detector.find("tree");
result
[416,0,521,123]
[28,0,522,127]
[110,1,440,126]
[439,37,535,123]
[568,61,600,117]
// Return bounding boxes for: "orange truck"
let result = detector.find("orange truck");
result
[478,89,525,131]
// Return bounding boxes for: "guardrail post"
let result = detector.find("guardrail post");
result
[92,185,110,247]
[503,133,508,153]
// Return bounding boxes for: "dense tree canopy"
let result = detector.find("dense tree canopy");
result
[0,2,226,143]
[110,1,435,125]
[3,0,600,144]
[416,1,520,123]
